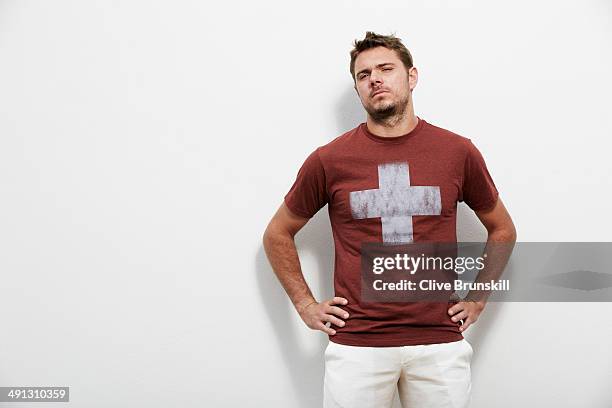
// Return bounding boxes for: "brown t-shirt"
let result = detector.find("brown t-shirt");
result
[284,117,499,347]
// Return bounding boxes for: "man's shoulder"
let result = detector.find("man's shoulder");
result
[310,123,363,165]
[423,120,473,148]
[319,123,362,151]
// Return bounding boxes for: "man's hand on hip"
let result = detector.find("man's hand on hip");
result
[298,297,350,336]
[448,299,486,332]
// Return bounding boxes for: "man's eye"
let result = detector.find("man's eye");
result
[383,67,392,71]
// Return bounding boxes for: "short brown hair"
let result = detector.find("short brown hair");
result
[349,31,414,82]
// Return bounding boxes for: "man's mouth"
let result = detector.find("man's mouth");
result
[371,90,389,97]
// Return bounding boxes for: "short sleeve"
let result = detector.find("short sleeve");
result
[284,148,329,218]
[460,140,499,212]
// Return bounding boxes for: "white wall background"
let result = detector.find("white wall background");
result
[0,0,611,407]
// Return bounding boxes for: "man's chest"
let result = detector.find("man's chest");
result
[325,158,462,242]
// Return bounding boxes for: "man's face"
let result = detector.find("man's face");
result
[353,46,417,122]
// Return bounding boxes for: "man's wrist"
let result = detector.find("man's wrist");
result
[296,299,318,314]
[465,295,487,309]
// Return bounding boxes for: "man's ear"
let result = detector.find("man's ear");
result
[408,66,418,91]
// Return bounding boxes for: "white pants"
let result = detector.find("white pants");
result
[323,339,473,408]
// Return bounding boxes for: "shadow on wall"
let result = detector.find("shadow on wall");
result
[256,86,504,407]
[255,211,334,408]
[455,186,505,374]
[334,85,364,133]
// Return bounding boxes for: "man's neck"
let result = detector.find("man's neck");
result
[366,112,419,138]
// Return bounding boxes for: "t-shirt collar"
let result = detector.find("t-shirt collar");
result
[361,116,425,144]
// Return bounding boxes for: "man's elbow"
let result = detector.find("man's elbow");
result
[262,222,276,249]
[262,221,289,249]
[504,226,517,243]
[491,222,517,242]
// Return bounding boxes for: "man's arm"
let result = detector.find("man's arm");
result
[262,203,349,336]
[448,197,517,331]
[475,197,517,243]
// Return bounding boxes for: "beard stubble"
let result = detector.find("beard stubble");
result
[364,92,410,127]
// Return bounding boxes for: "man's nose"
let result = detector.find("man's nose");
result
[369,71,383,85]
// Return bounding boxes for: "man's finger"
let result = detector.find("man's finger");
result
[448,303,465,316]
[323,314,345,327]
[327,305,350,319]
[451,311,468,323]
[317,321,336,335]
[331,297,348,305]
[459,317,473,332]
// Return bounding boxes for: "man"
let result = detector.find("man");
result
[263,31,516,408]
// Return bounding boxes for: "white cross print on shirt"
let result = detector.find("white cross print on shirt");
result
[349,162,442,243]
